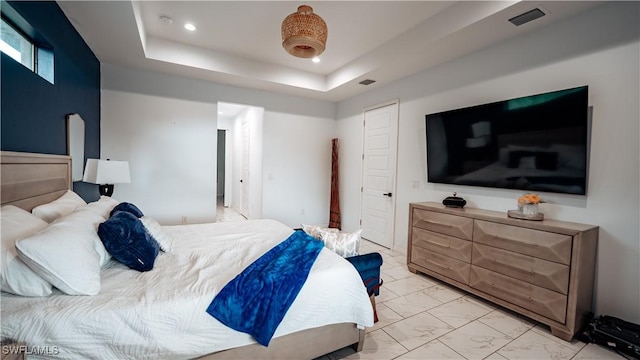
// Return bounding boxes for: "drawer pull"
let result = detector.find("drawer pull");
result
[488,258,538,277]
[432,241,452,249]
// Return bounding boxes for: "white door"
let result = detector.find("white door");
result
[240,119,250,218]
[360,101,399,248]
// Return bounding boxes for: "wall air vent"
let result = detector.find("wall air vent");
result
[508,8,546,26]
[359,79,376,86]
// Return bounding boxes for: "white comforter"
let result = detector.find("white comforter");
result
[1,219,373,359]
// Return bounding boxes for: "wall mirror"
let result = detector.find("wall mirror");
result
[66,113,85,181]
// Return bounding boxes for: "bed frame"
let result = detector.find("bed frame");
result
[0,150,365,359]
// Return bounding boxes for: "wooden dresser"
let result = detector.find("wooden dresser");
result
[407,202,598,341]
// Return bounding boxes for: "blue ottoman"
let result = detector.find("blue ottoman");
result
[345,252,383,296]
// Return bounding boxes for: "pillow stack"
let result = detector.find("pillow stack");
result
[2,192,173,298]
[5,195,119,296]
[15,205,109,295]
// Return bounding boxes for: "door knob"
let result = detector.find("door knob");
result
[383,192,392,197]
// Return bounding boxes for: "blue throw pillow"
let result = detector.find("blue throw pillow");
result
[110,202,144,218]
[98,211,160,272]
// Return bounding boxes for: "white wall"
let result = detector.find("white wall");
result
[100,63,336,228]
[336,2,639,322]
[101,90,218,225]
[261,110,337,227]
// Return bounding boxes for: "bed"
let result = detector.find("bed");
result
[0,151,372,359]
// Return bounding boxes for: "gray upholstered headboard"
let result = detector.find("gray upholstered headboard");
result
[1,151,72,211]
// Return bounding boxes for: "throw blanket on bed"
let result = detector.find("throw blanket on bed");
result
[206,230,324,346]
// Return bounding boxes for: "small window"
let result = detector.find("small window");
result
[37,46,54,83]
[1,17,33,70]
[1,16,54,84]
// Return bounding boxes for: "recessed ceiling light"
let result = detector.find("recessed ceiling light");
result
[312,57,320,63]
[184,23,196,31]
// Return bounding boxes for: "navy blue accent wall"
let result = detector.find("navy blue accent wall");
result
[1,1,101,200]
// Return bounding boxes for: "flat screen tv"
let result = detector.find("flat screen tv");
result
[425,86,588,195]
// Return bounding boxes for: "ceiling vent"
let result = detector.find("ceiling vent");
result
[508,8,546,26]
[359,79,376,86]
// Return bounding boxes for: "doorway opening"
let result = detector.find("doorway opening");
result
[217,102,264,220]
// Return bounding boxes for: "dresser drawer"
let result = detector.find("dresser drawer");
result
[412,209,473,240]
[472,243,569,294]
[470,266,567,323]
[412,227,472,262]
[411,245,470,284]
[474,220,572,265]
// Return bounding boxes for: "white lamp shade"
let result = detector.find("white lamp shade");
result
[83,159,131,184]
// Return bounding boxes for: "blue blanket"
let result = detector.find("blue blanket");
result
[206,230,324,346]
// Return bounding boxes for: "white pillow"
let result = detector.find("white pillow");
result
[74,197,120,267]
[139,216,173,252]
[317,228,362,258]
[85,196,120,219]
[1,205,53,297]
[31,190,87,223]
[62,203,113,268]
[15,206,106,295]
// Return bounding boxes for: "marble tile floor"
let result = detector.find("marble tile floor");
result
[213,211,621,359]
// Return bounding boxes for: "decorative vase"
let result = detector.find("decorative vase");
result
[519,203,539,216]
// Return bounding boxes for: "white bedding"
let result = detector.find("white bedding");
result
[1,219,373,359]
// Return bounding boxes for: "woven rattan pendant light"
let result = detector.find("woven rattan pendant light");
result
[281,5,327,58]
